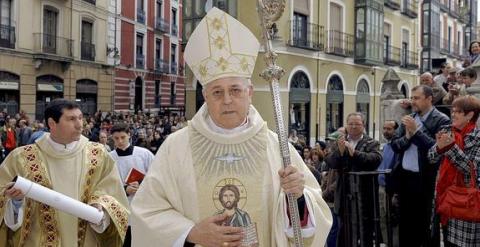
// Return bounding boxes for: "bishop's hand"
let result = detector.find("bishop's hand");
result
[186,213,244,247]
[278,165,305,200]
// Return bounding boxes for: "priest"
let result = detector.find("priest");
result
[0,99,129,246]
[131,7,332,247]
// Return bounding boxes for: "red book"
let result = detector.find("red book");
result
[125,167,145,184]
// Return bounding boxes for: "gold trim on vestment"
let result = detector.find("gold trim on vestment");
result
[20,144,60,247]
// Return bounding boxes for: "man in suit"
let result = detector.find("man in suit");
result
[391,85,450,247]
[325,112,382,247]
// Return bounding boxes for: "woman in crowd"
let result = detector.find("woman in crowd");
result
[469,40,480,65]
[428,95,480,247]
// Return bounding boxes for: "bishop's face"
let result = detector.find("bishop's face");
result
[203,77,253,129]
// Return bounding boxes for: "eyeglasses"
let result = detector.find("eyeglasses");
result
[209,87,247,100]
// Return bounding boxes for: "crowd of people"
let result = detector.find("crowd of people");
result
[289,49,480,246]
[0,109,188,163]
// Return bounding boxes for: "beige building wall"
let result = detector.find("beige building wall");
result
[0,0,114,120]
[185,1,420,143]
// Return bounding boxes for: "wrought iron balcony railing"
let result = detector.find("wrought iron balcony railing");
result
[155,17,169,33]
[449,1,460,18]
[325,30,354,57]
[171,62,177,74]
[136,54,145,69]
[0,24,15,49]
[385,0,400,10]
[401,0,418,18]
[81,42,95,61]
[401,50,419,69]
[439,0,449,12]
[384,45,401,66]
[155,59,170,74]
[172,25,178,36]
[287,20,323,51]
[33,33,73,58]
[440,38,450,54]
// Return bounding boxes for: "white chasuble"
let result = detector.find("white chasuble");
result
[190,124,270,246]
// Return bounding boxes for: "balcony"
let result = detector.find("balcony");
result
[452,43,460,58]
[385,0,400,10]
[401,0,418,18]
[82,0,96,4]
[155,59,169,74]
[449,1,460,18]
[171,25,178,37]
[325,30,354,57]
[155,17,169,33]
[33,33,73,61]
[287,20,323,51]
[439,0,449,12]
[136,54,145,69]
[171,62,177,74]
[458,6,470,23]
[401,50,418,69]
[440,38,450,54]
[81,42,95,61]
[0,24,15,49]
[384,45,401,66]
[137,9,145,24]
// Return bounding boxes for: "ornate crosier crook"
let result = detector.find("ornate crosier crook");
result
[256,1,304,246]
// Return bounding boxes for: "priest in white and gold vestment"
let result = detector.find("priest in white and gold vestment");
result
[131,7,332,247]
[0,99,129,246]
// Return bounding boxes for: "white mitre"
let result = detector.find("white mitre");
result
[184,7,260,86]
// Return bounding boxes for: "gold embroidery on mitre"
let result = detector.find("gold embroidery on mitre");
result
[185,8,259,86]
[211,17,223,31]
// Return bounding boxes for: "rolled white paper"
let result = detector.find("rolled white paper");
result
[11,176,104,225]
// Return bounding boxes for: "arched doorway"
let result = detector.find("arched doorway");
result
[134,77,143,112]
[76,79,97,117]
[400,83,408,98]
[356,79,370,134]
[36,75,64,120]
[195,81,204,112]
[0,71,19,115]
[289,71,311,141]
[326,75,344,136]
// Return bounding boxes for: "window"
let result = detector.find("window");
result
[330,3,343,31]
[155,80,161,107]
[137,0,145,23]
[292,12,308,46]
[81,21,94,61]
[43,6,58,53]
[136,33,144,68]
[0,0,12,26]
[356,79,370,134]
[155,39,162,60]
[326,75,344,136]
[0,0,14,48]
[172,8,178,36]
[402,29,409,66]
[170,82,176,105]
[171,43,177,73]
[156,0,162,18]
[384,22,391,61]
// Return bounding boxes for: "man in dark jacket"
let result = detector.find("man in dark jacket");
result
[391,85,450,247]
[325,112,382,247]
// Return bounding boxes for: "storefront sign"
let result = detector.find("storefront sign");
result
[0,81,19,90]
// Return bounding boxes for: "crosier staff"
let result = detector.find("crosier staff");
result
[256,1,304,246]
